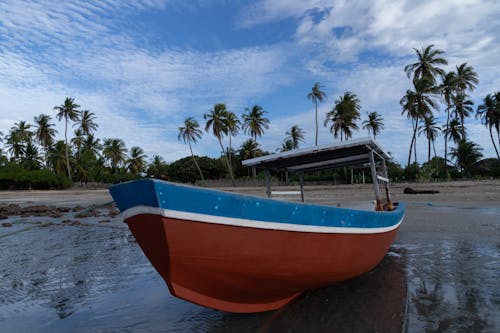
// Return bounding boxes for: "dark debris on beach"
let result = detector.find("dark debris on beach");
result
[0,203,119,220]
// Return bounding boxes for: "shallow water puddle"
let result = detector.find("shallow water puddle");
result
[0,217,499,332]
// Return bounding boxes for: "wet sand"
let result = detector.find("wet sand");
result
[0,180,499,332]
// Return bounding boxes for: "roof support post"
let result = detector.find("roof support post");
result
[265,169,271,198]
[369,149,383,211]
[299,173,304,202]
[381,157,394,210]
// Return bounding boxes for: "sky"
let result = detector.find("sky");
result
[1,0,499,165]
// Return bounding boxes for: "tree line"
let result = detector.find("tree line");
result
[1,45,499,189]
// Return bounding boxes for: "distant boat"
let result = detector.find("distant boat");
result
[110,139,405,313]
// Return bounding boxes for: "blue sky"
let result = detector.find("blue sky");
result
[1,0,499,164]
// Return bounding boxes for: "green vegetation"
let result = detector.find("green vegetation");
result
[1,45,499,188]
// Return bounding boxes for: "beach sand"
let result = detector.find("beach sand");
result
[0,180,499,332]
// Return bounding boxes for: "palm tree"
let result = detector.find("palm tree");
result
[11,120,33,144]
[418,115,441,163]
[6,121,33,162]
[204,103,233,181]
[439,71,457,175]
[71,129,85,157]
[280,139,294,152]
[400,78,438,166]
[239,138,260,177]
[450,139,483,177]
[82,134,102,157]
[5,130,24,162]
[102,138,127,174]
[452,94,474,138]
[54,97,81,180]
[404,44,448,85]
[454,63,479,96]
[48,140,70,176]
[128,146,147,176]
[147,155,168,179]
[285,125,305,149]
[324,92,361,142]
[362,112,384,140]
[476,94,500,159]
[496,92,500,149]
[307,82,327,145]
[75,110,98,136]
[242,105,270,178]
[443,118,464,146]
[178,117,205,182]
[34,114,57,165]
[21,142,42,170]
[226,111,240,177]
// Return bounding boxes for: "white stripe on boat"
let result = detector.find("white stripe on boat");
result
[122,206,404,234]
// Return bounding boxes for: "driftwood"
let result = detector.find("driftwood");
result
[403,187,440,194]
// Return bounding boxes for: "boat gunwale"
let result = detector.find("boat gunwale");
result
[121,205,405,234]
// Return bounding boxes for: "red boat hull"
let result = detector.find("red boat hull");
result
[126,213,399,313]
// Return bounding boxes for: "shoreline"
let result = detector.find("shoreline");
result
[1,179,499,206]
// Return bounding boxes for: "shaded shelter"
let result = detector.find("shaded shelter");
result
[242,138,393,211]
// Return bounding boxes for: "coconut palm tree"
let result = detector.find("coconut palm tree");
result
[147,155,168,179]
[34,114,57,165]
[418,115,441,163]
[400,78,438,166]
[280,139,294,152]
[226,111,240,177]
[324,92,361,142]
[404,44,448,85]
[71,129,85,157]
[21,142,42,170]
[239,138,260,177]
[5,121,33,162]
[242,105,270,178]
[48,140,70,176]
[54,97,81,180]
[362,112,384,140]
[5,130,24,162]
[285,125,305,149]
[178,117,205,182]
[239,139,259,161]
[75,110,98,136]
[476,94,500,159]
[452,94,474,138]
[450,139,483,177]
[439,71,457,175]
[307,82,327,146]
[82,134,102,157]
[11,120,33,144]
[443,118,464,146]
[454,63,479,96]
[127,146,148,176]
[204,103,233,181]
[102,138,127,174]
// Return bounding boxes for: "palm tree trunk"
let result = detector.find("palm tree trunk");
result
[414,118,418,166]
[407,119,417,167]
[444,106,450,177]
[432,141,438,170]
[228,135,233,176]
[189,141,205,182]
[428,138,431,164]
[218,138,234,182]
[460,114,465,139]
[489,128,500,159]
[315,101,318,146]
[64,118,71,181]
[252,134,257,178]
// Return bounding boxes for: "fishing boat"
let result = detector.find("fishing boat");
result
[109,138,405,313]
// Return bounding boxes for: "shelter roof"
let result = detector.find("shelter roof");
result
[242,137,390,173]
